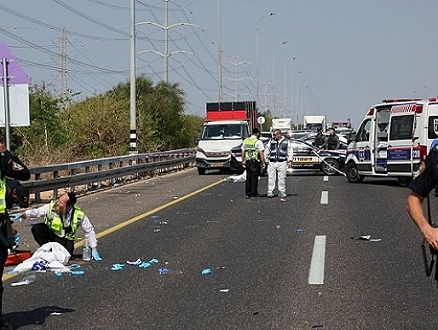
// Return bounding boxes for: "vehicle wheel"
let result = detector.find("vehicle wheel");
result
[346,162,364,183]
[197,167,206,175]
[321,158,340,176]
[397,176,411,187]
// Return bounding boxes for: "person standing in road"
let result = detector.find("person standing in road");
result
[241,128,266,198]
[325,128,340,150]
[20,192,103,261]
[313,127,326,149]
[407,139,438,250]
[265,129,293,198]
[0,142,30,330]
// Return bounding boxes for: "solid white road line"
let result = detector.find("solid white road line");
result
[323,175,329,181]
[308,235,326,285]
[320,191,328,204]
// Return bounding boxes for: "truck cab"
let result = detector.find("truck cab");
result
[196,101,256,175]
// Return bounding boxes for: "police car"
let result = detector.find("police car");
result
[287,139,346,175]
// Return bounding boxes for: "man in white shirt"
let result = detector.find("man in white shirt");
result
[21,192,102,260]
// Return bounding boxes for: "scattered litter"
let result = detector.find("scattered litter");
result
[55,272,63,277]
[135,193,141,197]
[296,228,305,233]
[113,183,120,187]
[219,289,229,293]
[279,198,286,202]
[151,215,160,220]
[127,258,142,266]
[50,312,62,316]
[159,267,169,274]
[275,225,280,229]
[253,312,259,315]
[351,235,382,242]
[153,229,161,233]
[70,264,81,269]
[159,221,168,225]
[70,270,85,276]
[11,274,36,286]
[173,196,179,199]
[111,264,125,271]
[149,258,159,264]
[201,268,212,275]
[139,262,151,268]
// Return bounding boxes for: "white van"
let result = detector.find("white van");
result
[346,98,438,186]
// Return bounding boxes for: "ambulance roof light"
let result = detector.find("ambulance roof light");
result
[366,108,374,116]
[429,97,437,102]
[382,98,421,103]
[413,104,423,113]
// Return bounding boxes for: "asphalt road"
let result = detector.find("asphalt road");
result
[2,168,438,329]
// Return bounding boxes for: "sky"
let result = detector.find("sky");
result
[2,0,438,129]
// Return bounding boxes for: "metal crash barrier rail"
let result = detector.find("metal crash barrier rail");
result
[21,148,196,203]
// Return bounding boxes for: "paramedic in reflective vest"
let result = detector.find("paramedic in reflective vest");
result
[265,129,294,198]
[407,138,438,250]
[241,128,266,198]
[21,192,103,261]
[0,142,30,330]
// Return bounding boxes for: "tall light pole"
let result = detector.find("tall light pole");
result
[283,57,296,118]
[271,41,286,118]
[217,0,223,102]
[130,0,137,153]
[256,13,275,110]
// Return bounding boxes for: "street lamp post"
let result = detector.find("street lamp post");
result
[271,41,286,118]
[283,57,296,118]
[256,13,275,109]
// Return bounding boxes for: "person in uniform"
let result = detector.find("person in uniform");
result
[21,192,103,261]
[241,128,266,198]
[313,127,326,149]
[0,142,30,330]
[265,129,293,198]
[407,139,438,250]
[325,128,340,150]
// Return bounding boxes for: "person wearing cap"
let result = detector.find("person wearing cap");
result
[20,192,102,261]
[325,128,340,150]
[313,127,326,149]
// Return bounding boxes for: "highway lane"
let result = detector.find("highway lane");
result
[3,172,438,329]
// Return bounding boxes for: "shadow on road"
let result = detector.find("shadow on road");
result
[4,305,75,329]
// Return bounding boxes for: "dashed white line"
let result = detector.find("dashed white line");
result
[323,175,329,181]
[308,235,326,285]
[320,191,328,204]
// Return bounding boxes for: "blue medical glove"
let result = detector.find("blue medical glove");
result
[92,249,103,261]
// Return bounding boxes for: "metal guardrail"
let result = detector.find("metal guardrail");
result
[21,148,196,203]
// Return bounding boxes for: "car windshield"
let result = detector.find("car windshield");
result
[201,124,244,140]
[290,139,316,152]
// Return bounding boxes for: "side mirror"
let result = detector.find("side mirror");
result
[194,137,200,144]
[350,132,357,142]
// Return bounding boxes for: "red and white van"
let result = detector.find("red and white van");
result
[346,98,438,186]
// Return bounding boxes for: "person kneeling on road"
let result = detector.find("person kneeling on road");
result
[20,192,102,260]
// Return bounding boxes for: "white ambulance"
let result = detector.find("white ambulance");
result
[346,98,438,186]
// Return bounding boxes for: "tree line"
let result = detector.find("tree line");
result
[6,75,205,166]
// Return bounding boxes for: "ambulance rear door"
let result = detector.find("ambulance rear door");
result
[386,103,418,176]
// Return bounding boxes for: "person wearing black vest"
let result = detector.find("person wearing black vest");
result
[0,142,30,330]
[265,129,293,198]
[313,127,326,149]
[326,128,340,150]
[407,138,438,250]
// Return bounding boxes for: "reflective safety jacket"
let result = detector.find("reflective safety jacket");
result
[0,177,6,214]
[243,136,260,161]
[45,202,84,241]
[268,138,289,162]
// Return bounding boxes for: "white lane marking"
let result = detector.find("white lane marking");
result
[320,191,328,204]
[308,235,326,285]
[323,175,329,181]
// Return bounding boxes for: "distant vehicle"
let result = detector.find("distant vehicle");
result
[288,139,346,175]
[298,132,348,150]
[303,115,327,132]
[196,101,257,175]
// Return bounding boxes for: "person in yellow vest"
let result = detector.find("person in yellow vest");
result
[21,192,102,261]
[241,128,266,198]
[0,142,30,330]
